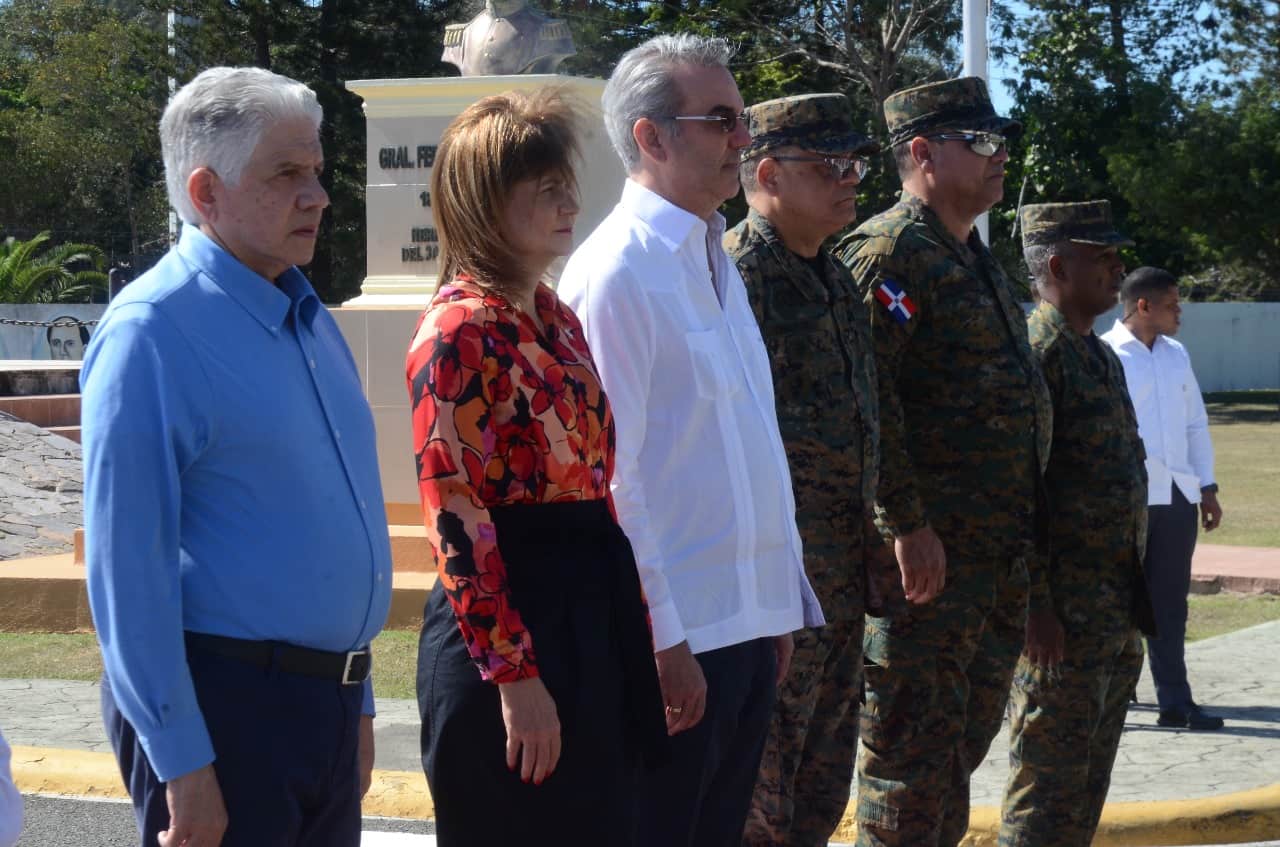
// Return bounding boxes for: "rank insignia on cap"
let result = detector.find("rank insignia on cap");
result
[875,279,916,324]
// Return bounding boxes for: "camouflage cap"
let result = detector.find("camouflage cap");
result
[1020,201,1134,248]
[742,93,881,160]
[884,76,1021,147]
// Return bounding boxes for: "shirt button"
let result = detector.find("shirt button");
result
[377,573,384,582]
[309,359,316,369]
[335,430,342,440]
[360,500,367,510]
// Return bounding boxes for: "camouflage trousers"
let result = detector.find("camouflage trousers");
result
[999,626,1144,847]
[742,619,863,847]
[855,556,1027,847]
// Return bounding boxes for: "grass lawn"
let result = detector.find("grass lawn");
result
[1201,390,1280,548]
[1186,593,1280,641]
[6,596,1280,694]
[0,629,422,700]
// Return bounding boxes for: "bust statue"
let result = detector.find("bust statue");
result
[441,1,576,76]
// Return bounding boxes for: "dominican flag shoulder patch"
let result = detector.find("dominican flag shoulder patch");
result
[874,279,916,324]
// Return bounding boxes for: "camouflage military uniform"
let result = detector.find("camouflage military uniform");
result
[836,78,1052,847]
[999,203,1155,847]
[729,93,884,847]
[728,208,879,846]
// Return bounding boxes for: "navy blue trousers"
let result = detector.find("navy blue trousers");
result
[102,644,364,847]
[637,637,778,847]
[1143,485,1200,711]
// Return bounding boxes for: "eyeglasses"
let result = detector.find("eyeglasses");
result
[665,107,748,134]
[768,154,870,181]
[927,131,1008,157]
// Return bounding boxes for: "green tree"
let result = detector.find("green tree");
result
[0,231,108,303]
[0,0,170,269]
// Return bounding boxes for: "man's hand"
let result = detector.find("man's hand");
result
[498,677,561,786]
[358,714,375,798]
[157,764,227,847]
[1201,491,1223,532]
[895,525,946,604]
[774,632,795,686]
[1023,608,1065,669]
[654,640,707,736]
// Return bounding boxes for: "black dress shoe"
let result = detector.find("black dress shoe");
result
[1158,705,1225,730]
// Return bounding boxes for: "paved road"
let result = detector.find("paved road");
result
[8,620,1279,807]
[15,796,1279,847]
[15,795,436,846]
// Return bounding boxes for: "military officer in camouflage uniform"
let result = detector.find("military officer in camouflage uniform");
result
[726,93,883,847]
[835,77,1053,847]
[999,202,1155,847]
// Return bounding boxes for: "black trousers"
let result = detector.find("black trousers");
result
[1144,484,1200,711]
[101,644,363,847]
[418,500,666,847]
[638,636,778,847]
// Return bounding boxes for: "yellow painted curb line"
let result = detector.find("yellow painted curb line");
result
[15,744,1280,843]
[11,746,127,801]
[11,745,434,820]
[831,783,1280,845]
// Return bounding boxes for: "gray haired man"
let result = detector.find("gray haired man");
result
[560,34,823,846]
[81,67,392,847]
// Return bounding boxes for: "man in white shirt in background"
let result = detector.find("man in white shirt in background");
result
[559,33,823,846]
[1102,266,1225,731]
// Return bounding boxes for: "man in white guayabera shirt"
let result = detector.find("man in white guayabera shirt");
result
[1102,266,1225,731]
[559,33,823,847]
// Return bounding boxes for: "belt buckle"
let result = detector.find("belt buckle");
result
[341,649,370,685]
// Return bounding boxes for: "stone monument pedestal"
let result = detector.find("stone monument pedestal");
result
[342,74,618,307]
[338,73,620,511]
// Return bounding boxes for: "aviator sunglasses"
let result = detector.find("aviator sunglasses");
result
[767,154,870,181]
[925,130,1008,157]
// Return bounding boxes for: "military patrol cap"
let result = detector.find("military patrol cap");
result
[743,93,881,159]
[884,76,1021,147]
[1019,201,1134,248]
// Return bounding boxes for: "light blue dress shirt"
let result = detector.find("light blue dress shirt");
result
[81,226,393,782]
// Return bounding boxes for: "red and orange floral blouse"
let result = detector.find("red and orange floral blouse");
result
[405,279,615,683]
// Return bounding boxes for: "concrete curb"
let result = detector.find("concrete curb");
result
[10,745,435,820]
[15,745,1279,844]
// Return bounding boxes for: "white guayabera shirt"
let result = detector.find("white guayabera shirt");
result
[560,180,823,656]
[1101,320,1216,506]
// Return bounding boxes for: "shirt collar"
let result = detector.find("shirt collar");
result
[1105,318,1168,352]
[176,225,319,336]
[621,179,725,253]
[745,208,838,300]
[1039,300,1100,361]
[899,189,980,267]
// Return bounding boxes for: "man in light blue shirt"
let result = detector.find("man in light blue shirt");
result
[81,66,393,847]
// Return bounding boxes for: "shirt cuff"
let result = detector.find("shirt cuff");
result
[135,713,216,783]
[875,498,928,540]
[648,600,686,653]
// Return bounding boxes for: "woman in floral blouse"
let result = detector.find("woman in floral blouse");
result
[405,89,665,845]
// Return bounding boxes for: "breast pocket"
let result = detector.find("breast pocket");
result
[685,328,742,399]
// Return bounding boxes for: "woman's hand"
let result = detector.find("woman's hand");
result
[498,677,561,785]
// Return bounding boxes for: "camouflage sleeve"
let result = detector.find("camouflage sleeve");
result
[1027,339,1064,614]
[845,247,929,539]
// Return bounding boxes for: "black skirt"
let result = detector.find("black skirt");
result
[417,499,667,846]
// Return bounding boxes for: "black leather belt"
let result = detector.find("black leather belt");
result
[184,631,371,685]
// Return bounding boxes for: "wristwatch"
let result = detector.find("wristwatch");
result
[1201,483,1219,494]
